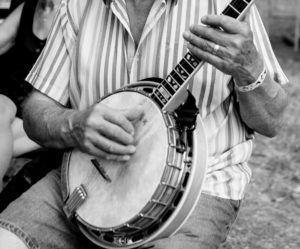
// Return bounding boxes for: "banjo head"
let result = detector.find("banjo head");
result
[66,90,169,228]
[62,83,208,248]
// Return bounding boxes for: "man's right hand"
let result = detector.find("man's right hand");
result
[67,103,144,161]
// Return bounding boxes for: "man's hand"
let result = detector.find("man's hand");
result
[182,14,289,138]
[23,90,144,161]
[68,103,144,161]
[183,14,264,87]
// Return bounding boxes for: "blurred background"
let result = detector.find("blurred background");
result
[0,0,300,248]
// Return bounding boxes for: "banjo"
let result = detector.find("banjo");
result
[61,0,254,248]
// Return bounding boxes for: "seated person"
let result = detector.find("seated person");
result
[0,0,61,191]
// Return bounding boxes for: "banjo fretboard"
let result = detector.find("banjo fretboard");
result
[151,0,255,110]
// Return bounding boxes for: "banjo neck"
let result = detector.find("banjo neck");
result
[150,0,255,113]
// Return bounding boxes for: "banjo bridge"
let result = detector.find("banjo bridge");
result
[91,159,112,183]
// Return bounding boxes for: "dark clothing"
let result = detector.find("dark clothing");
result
[0,0,46,117]
[0,0,63,212]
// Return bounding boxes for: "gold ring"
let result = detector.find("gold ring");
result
[212,44,220,55]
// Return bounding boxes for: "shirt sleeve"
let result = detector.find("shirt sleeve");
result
[26,0,77,106]
[249,5,289,85]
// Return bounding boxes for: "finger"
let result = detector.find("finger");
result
[101,107,135,135]
[185,25,231,47]
[187,42,226,72]
[201,15,246,35]
[95,118,135,145]
[91,132,136,156]
[183,31,229,60]
[122,105,144,121]
[83,140,131,161]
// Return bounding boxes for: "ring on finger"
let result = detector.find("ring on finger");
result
[212,44,220,55]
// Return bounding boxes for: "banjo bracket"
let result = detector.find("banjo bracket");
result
[174,90,199,153]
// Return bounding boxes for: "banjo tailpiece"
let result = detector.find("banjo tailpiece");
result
[63,185,87,220]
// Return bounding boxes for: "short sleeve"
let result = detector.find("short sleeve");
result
[26,0,77,106]
[249,5,289,85]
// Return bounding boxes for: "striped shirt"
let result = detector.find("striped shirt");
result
[26,0,288,200]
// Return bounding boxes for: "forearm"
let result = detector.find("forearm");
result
[235,73,289,137]
[23,90,143,161]
[22,92,79,149]
[0,3,23,55]
[0,38,15,55]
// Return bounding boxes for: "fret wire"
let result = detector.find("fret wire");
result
[222,5,239,18]
[223,0,250,15]
[166,75,181,90]
[179,57,195,74]
[232,0,248,13]
[156,87,171,103]
[152,90,166,108]
[170,70,184,85]
[158,85,172,100]
[184,52,201,68]
[174,64,189,81]
[151,0,253,110]
[229,4,241,14]
[152,51,201,108]
[162,79,176,95]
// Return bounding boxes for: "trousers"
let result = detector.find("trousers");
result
[0,169,241,249]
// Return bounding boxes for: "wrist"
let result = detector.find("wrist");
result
[61,109,82,148]
[233,55,265,87]
[234,64,267,93]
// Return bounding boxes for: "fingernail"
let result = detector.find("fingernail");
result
[121,155,130,161]
[129,145,136,153]
[201,16,207,22]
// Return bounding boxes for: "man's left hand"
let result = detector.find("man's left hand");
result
[183,14,264,87]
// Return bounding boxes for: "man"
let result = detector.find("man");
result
[0,0,289,248]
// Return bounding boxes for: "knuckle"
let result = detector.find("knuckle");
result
[219,61,227,72]
[104,143,114,153]
[203,40,211,52]
[82,140,90,149]
[221,18,231,28]
[234,37,243,48]
[116,114,125,124]
[218,48,227,59]
[202,52,210,61]
[189,33,198,44]
[230,49,239,60]
[85,114,94,126]
[97,120,105,131]
[201,27,210,38]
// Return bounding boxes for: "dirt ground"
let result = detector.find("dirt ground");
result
[220,38,300,249]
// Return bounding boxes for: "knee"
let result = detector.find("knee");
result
[0,228,28,249]
[0,95,17,125]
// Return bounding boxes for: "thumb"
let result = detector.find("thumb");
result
[122,105,144,121]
